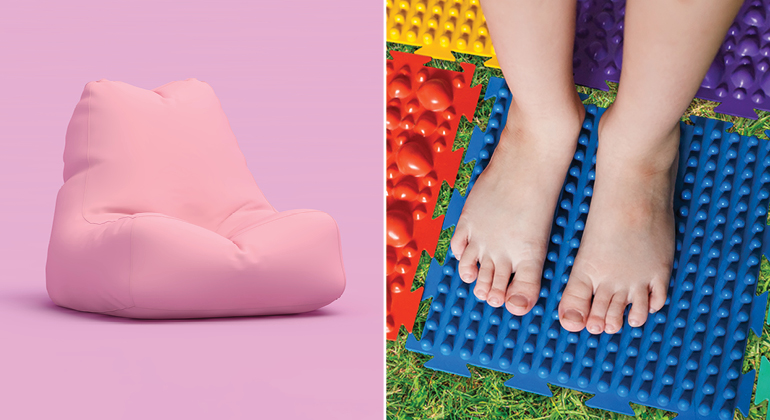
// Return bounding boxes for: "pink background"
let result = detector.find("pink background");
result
[0,1,383,419]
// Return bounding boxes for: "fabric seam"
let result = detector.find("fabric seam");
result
[228,209,319,238]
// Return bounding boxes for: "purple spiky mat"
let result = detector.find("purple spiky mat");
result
[406,78,770,419]
[573,0,770,119]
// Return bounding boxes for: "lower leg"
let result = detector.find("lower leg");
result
[451,0,583,313]
[607,0,744,160]
[482,0,582,127]
[559,0,744,333]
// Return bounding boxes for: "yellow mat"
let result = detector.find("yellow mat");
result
[386,0,500,67]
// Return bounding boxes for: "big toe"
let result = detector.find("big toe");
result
[558,273,593,332]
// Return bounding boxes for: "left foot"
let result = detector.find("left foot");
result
[558,106,677,334]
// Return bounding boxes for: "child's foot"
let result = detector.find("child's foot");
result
[558,106,676,334]
[451,94,585,315]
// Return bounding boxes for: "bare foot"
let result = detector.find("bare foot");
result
[558,105,676,334]
[451,93,585,315]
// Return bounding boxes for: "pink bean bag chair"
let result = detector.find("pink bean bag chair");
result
[46,79,345,319]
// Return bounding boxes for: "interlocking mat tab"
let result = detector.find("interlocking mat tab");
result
[406,77,770,419]
[387,51,481,340]
[387,0,770,119]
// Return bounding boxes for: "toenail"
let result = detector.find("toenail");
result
[488,297,501,306]
[629,319,641,327]
[588,324,601,334]
[562,310,584,324]
[508,294,529,310]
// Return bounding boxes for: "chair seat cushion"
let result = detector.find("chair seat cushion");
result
[46,79,345,318]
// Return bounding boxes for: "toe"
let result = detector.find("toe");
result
[487,259,512,308]
[604,294,628,334]
[558,273,593,332]
[628,288,649,328]
[585,287,612,335]
[648,276,669,313]
[450,221,470,260]
[505,261,542,316]
[457,244,480,284]
[474,258,494,301]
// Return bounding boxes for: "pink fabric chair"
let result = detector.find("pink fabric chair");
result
[46,79,345,319]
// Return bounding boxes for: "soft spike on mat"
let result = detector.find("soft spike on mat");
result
[405,77,770,419]
[757,357,770,420]
[571,0,625,92]
[387,51,481,340]
[388,0,770,119]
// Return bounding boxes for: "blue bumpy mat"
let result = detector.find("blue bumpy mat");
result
[406,78,770,419]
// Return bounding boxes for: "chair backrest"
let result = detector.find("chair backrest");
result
[62,79,273,231]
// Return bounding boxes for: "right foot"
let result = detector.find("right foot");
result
[450,94,585,315]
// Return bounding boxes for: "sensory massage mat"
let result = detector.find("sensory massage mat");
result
[387,0,770,119]
[386,51,481,341]
[405,78,770,419]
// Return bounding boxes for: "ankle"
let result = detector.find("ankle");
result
[512,89,585,126]
[502,91,585,152]
[596,105,680,175]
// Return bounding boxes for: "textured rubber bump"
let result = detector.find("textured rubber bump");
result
[388,0,770,119]
[757,357,770,420]
[406,78,770,419]
[387,51,481,340]
[571,0,625,92]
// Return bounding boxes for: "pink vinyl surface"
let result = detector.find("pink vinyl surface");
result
[48,79,347,318]
[0,1,383,419]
